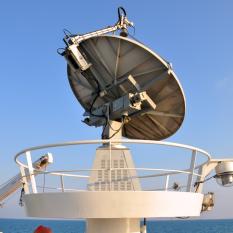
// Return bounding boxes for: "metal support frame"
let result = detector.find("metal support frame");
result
[186,150,197,192]
[19,166,29,194]
[165,175,170,191]
[60,175,65,192]
[66,9,133,46]
[195,161,219,193]
[14,139,214,196]
[84,90,156,127]
[26,151,37,193]
[63,8,133,73]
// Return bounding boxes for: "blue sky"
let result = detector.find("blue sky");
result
[0,0,233,218]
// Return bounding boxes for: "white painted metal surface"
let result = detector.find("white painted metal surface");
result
[13,138,211,225]
[215,161,233,174]
[88,147,141,191]
[24,191,203,218]
[86,218,140,233]
[26,151,37,193]
[186,150,197,192]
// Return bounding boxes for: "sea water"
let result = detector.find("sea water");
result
[0,219,233,233]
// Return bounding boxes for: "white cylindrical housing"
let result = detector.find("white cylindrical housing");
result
[215,162,233,187]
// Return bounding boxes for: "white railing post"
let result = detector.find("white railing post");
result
[19,166,29,194]
[60,175,65,192]
[26,151,37,193]
[186,150,197,192]
[165,175,170,191]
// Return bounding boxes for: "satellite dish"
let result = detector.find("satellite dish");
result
[67,35,185,140]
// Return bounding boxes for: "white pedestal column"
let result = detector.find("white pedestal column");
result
[86,218,141,233]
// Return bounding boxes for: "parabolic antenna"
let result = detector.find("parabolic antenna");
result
[66,35,185,140]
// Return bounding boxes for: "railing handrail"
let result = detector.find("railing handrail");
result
[15,139,211,169]
[21,167,202,181]
[14,139,211,194]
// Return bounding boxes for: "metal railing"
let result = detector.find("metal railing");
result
[14,139,211,194]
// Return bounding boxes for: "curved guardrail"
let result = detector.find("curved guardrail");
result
[14,139,211,194]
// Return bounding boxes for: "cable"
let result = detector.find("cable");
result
[59,29,75,53]
[108,120,122,132]
[63,29,75,38]
[90,93,101,117]
[101,117,109,139]
[87,70,102,117]
[62,28,77,47]
[194,175,215,192]
[108,117,125,139]
[57,48,66,56]
[89,91,108,139]
[118,7,127,20]
[132,25,136,36]
[85,71,110,139]
[19,183,25,207]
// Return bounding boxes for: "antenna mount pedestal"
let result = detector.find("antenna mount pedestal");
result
[102,120,123,140]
